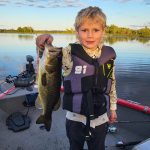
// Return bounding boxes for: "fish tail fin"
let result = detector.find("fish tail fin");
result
[44,119,52,131]
[36,115,45,124]
[36,115,52,132]
[53,98,61,111]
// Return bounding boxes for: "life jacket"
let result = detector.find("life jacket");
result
[63,43,116,118]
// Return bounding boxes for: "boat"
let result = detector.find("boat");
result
[0,80,150,149]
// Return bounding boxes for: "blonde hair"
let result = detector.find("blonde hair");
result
[74,6,106,31]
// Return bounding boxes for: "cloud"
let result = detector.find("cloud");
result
[129,25,145,29]
[0,0,9,2]
[121,0,150,5]
[1,0,149,8]
[0,24,5,27]
[104,0,150,5]
[129,22,150,29]
[0,3,6,6]
[0,0,86,8]
[143,0,150,5]
[0,0,9,6]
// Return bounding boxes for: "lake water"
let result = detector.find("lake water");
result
[0,33,150,105]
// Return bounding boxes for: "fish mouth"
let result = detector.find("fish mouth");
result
[48,50,60,55]
[45,44,62,57]
[48,47,62,53]
[49,50,57,53]
[49,49,61,56]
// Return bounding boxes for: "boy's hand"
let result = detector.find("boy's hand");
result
[109,110,117,123]
[36,34,53,50]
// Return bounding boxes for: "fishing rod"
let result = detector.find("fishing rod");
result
[115,120,150,124]
[0,85,16,99]
[117,98,150,114]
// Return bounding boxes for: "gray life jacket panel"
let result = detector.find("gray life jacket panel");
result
[63,44,116,118]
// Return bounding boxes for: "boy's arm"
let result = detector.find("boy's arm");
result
[35,34,73,77]
[109,65,117,123]
[62,45,73,77]
[110,66,117,110]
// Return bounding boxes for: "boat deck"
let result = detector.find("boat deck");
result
[0,93,150,150]
[0,78,150,150]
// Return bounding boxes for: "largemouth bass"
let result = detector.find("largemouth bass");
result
[36,44,62,131]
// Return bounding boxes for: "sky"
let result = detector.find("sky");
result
[0,0,150,30]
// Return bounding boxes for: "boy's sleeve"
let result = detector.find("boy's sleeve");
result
[62,45,73,77]
[109,65,117,110]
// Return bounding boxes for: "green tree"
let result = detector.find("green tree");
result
[17,26,34,33]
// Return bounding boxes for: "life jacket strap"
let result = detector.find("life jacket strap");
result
[84,90,95,140]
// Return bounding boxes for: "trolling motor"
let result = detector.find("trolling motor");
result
[4,55,37,132]
[26,55,35,76]
[14,55,35,87]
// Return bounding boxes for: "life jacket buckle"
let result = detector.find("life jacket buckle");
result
[85,135,91,141]
[85,131,92,141]
[90,114,95,120]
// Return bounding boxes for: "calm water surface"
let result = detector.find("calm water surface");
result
[0,33,150,105]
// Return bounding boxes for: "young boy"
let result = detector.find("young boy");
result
[36,6,117,150]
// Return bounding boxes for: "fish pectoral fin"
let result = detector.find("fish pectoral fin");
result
[53,98,61,111]
[41,73,47,86]
[45,65,56,73]
[39,49,44,58]
[35,96,42,110]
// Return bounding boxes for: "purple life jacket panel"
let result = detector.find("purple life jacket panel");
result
[63,44,116,116]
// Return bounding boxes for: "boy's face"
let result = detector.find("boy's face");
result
[76,19,105,50]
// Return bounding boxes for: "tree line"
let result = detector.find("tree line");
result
[0,25,150,38]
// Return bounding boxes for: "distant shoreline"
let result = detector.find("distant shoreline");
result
[0,25,150,38]
[1,32,150,40]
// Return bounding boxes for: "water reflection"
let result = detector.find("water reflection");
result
[0,33,150,104]
[105,35,150,45]
[18,34,35,40]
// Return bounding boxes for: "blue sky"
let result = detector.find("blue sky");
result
[0,0,150,30]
